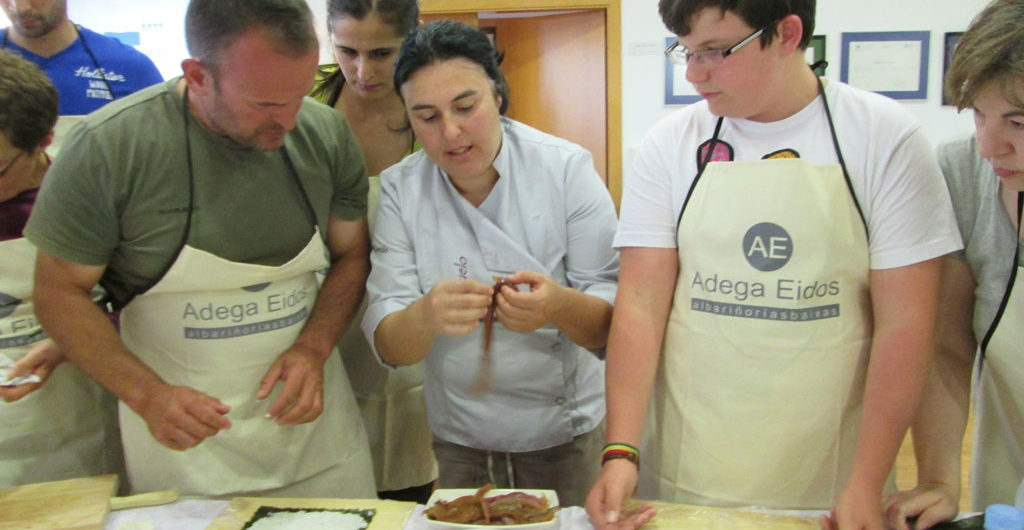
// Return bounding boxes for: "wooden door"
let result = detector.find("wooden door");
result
[420,0,622,208]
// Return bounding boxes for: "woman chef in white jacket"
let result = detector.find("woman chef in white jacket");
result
[0,50,123,486]
[361,20,620,508]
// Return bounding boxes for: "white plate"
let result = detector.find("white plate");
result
[421,489,560,529]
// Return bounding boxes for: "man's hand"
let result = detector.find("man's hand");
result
[881,484,959,530]
[0,339,65,402]
[585,459,656,530]
[257,344,326,425]
[138,383,231,451]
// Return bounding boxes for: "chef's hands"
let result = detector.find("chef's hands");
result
[258,343,326,425]
[819,486,884,530]
[138,384,231,451]
[421,273,570,336]
[423,279,493,336]
[880,484,958,530]
[585,460,656,530]
[494,271,564,333]
[0,339,65,402]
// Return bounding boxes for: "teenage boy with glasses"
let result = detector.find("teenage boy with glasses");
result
[585,1,962,529]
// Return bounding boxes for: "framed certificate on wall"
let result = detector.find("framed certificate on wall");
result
[942,32,963,106]
[840,31,930,100]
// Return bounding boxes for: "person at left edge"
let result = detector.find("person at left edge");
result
[0,50,124,488]
[1,0,162,115]
[24,0,376,498]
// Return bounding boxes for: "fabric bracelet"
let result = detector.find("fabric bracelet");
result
[602,442,639,455]
[601,443,640,467]
[602,451,640,467]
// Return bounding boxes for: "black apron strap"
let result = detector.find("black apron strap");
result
[980,191,1024,365]
[676,116,725,229]
[99,87,197,311]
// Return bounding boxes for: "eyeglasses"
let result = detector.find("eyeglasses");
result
[0,150,24,178]
[665,24,770,68]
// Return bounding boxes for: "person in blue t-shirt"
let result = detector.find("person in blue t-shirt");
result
[1,0,162,115]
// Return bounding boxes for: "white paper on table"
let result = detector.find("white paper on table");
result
[846,40,921,92]
[105,500,229,530]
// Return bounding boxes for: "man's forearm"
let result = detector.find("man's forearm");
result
[294,247,369,361]
[34,278,164,413]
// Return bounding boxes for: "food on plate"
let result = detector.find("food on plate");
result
[424,485,558,525]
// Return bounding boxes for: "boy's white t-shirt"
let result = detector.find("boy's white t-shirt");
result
[615,80,962,269]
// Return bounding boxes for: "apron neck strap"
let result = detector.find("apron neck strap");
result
[815,74,867,232]
[979,191,1024,360]
[101,87,201,311]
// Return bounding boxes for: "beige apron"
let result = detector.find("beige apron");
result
[338,175,436,492]
[972,194,1024,508]
[640,89,878,509]
[118,230,375,497]
[0,237,122,486]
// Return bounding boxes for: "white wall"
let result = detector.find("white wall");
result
[2,0,994,180]
[622,0,990,180]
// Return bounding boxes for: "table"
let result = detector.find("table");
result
[103,501,596,529]
[102,498,985,530]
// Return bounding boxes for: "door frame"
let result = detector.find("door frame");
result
[419,0,623,208]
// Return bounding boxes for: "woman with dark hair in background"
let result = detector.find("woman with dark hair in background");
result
[361,19,620,507]
[310,0,437,503]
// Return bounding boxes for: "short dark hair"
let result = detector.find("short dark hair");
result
[658,0,815,50]
[327,0,419,37]
[393,19,510,115]
[185,0,318,72]
[0,51,58,151]
[946,0,1024,110]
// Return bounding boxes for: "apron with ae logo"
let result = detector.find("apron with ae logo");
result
[640,80,880,508]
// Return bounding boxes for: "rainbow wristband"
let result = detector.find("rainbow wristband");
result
[601,443,640,467]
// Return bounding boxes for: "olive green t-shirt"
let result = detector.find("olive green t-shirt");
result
[25,78,368,305]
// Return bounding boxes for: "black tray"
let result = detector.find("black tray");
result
[931,514,984,529]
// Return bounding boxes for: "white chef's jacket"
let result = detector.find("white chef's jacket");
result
[362,117,619,453]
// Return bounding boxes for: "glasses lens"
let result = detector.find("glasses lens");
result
[670,48,689,65]
[697,51,726,67]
